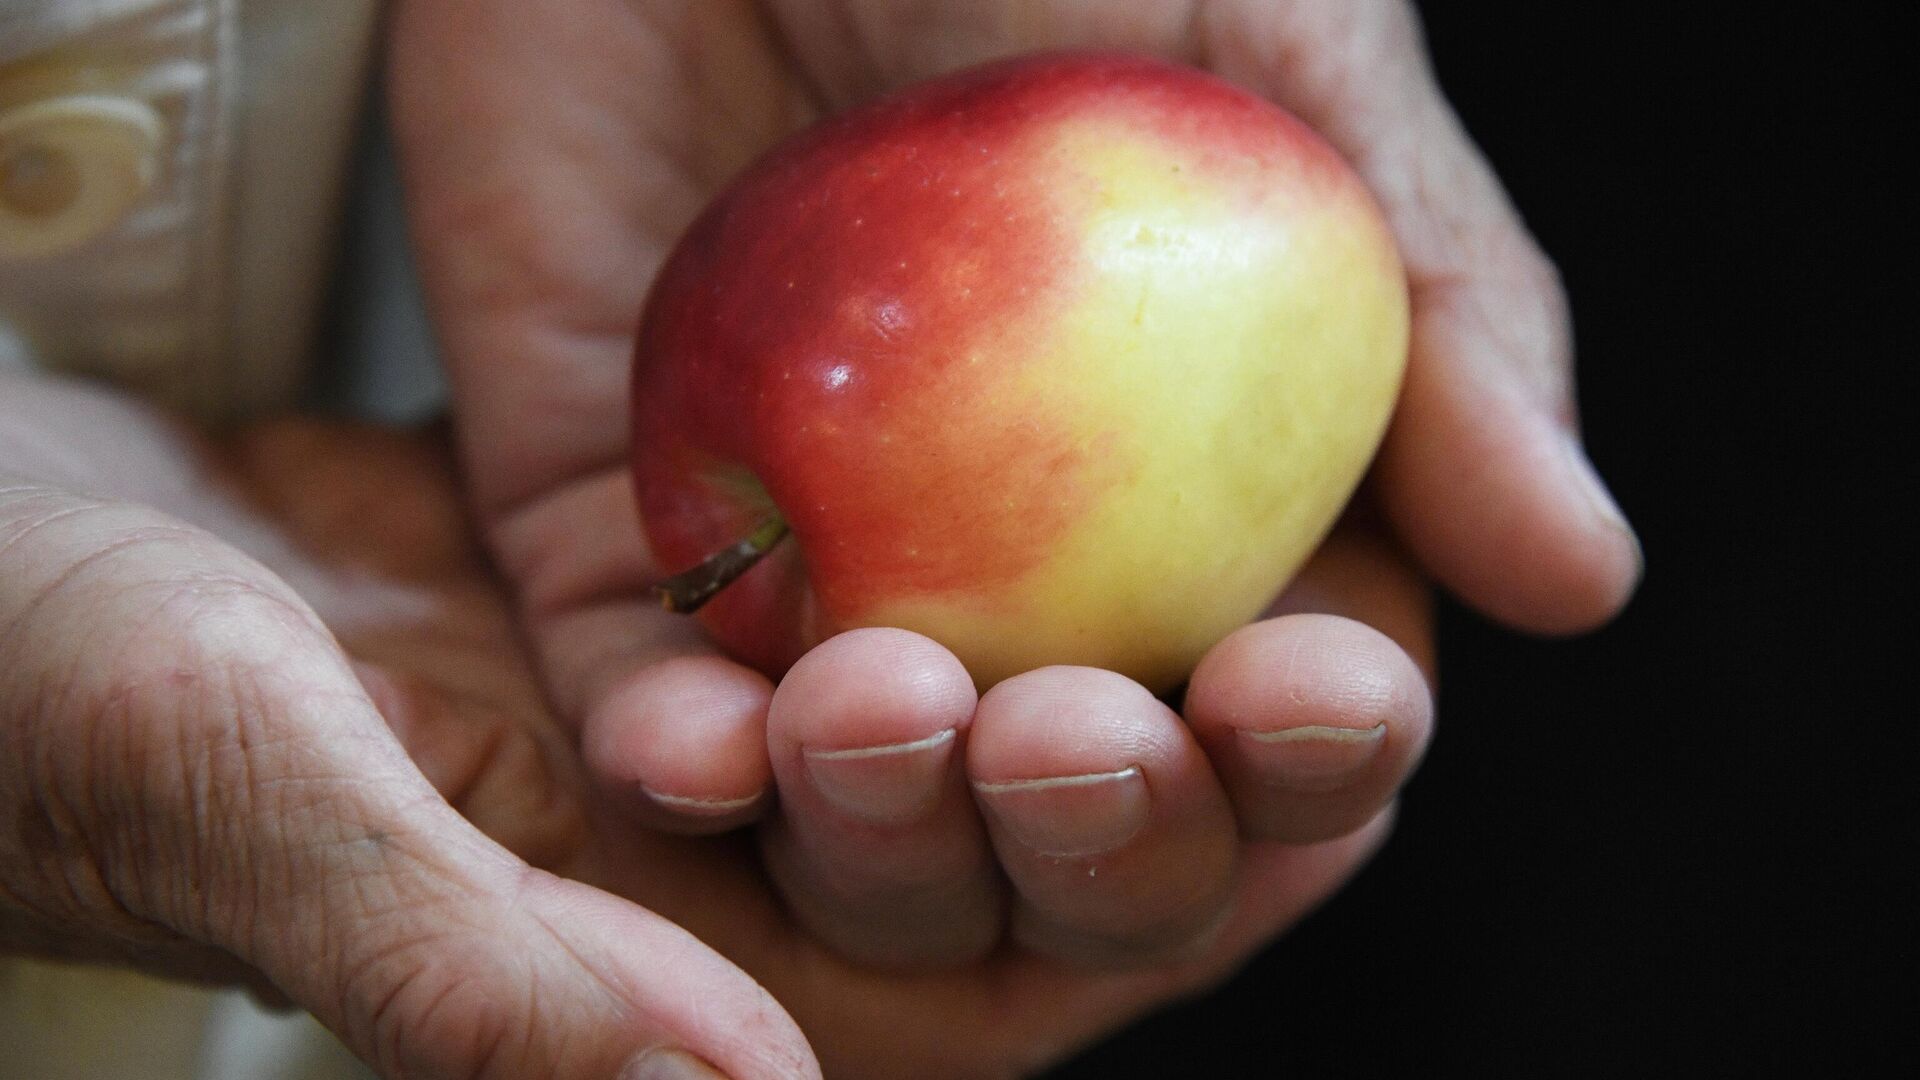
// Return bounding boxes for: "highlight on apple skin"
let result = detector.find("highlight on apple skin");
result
[631,51,1409,693]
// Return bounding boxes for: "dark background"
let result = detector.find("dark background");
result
[1052,4,1910,1076]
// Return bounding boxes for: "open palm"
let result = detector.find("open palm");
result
[389,1,1639,1075]
[256,422,1406,1080]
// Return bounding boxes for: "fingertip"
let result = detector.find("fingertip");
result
[1187,615,1432,844]
[969,666,1179,780]
[1380,372,1641,636]
[441,870,820,1080]
[1190,615,1429,740]
[767,627,977,752]
[583,655,774,832]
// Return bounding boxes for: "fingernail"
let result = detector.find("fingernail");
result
[1237,723,1386,792]
[638,787,762,818]
[803,728,956,824]
[973,766,1148,857]
[620,1047,728,1080]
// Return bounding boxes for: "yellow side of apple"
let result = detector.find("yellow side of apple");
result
[856,122,1409,692]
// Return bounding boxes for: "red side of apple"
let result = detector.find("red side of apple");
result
[631,52,1370,680]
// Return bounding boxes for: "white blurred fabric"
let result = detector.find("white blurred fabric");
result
[0,0,379,421]
[1,0,394,1076]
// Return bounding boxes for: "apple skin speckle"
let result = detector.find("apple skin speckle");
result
[630,52,1403,686]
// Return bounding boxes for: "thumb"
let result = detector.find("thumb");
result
[1206,1,1643,632]
[0,482,815,1079]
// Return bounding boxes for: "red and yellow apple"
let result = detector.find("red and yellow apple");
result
[631,52,1408,693]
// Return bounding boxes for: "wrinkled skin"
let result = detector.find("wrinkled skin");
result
[0,3,1640,1079]
[2,387,1407,1078]
[393,2,1634,1065]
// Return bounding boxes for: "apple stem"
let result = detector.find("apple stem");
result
[649,514,790,614]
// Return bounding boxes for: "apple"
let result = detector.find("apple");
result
[631,52,1408,693]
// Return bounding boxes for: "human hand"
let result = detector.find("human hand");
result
[0,379,1413,1077]
[320,423,1431,1080]
[0,377,814,1079]
[389,0,1639,1070]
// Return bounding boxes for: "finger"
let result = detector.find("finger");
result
[760,629,1003,969]
[1186,615,1431,843]
[923,812,1396,1077]
[969,667,1238,966]
[1203,0,1642,633]
[486,467,715,723]
[485,468,791,835]
[581,655,776,833]
[0,478,818,1080]
[390,0,804,514]
[224,418,777,843]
